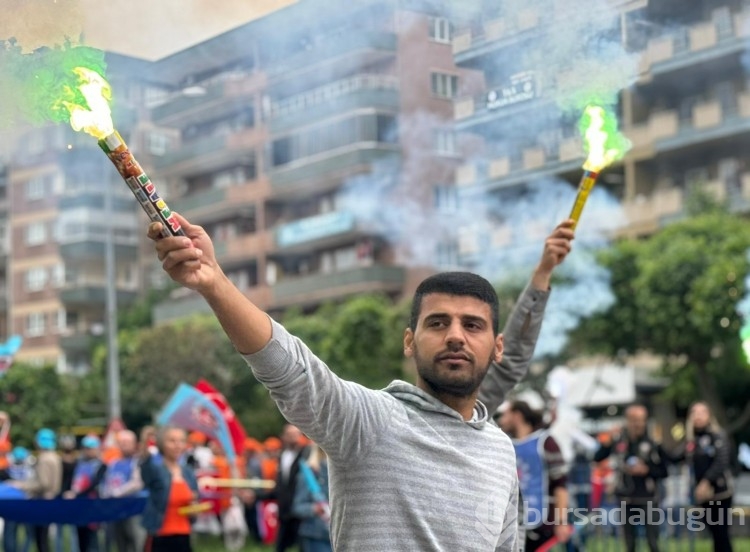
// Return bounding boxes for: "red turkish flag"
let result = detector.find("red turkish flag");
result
[194,379,247,458]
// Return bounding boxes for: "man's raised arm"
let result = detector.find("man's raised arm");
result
[149,213,391,463]
[478,220,575,415]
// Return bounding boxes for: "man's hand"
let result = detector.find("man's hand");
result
[148,212,222,295]
[531,220,575,291]
[695,479,714,502]
[626,459,649,477]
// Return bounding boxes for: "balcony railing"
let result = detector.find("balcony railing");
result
[153,130,258,175]
[627,92,750,154]
[270,145,400,191]
[272,265,405,305]
[638,9,749,78]
[453,7,543,61]
[456,137,584,191]
[275,211,356,249]
[267,32,397,78]
[270,75,399,119]
[151,73,263,125]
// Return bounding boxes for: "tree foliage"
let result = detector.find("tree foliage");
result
[571,209,750,437]
[0,364,80,445]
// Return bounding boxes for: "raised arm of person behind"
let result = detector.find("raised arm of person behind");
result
[478,220,575,415]
[150,213,521,551]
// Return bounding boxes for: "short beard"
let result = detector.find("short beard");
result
[413,346,492,398]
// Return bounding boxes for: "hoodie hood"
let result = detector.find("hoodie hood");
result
[383,380,490,429]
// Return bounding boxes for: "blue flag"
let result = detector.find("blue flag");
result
[157,383,237,466]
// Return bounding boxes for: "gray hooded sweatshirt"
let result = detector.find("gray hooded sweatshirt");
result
[242,284,549,551]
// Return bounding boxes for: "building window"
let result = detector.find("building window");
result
[51,264,65,287]
[55,309,67,333]
[431,73,459,99]
[429,17,452,43]
[25,222,47,246]
[147,133,169,156]
[25,267,48,291]
[25,175,50,201]
[434,130,457,155]
[434,185,458,213]
[436,241,458,268]
[26,312,45,337]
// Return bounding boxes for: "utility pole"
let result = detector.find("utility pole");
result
[104,178,121,421]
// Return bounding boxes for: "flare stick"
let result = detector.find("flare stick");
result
[568,169,599,230]
[98,130,185,238]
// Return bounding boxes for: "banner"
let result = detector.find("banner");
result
[0,335,23,377]
[157,383,237,465]
[195,379,247,458]
[0,485,146,524]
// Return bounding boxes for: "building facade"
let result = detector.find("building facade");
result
[149,0,473,321]
[452,0,750,251]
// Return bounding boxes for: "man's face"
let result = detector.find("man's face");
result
[281,425,302,449]
[404,293,503,398]
[117,433,137,457]
[83,446,99,459]
[626,406,647,437]
[498,408,516,436]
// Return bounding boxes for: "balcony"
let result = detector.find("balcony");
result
[153,128,260,176]
[457,137,585,194]
[267,32,397,88]
[152,292,214,324]
[59,239,139,261]
[170,179,269,223]
[453,8,543,66]
[269,75,400,134]
[152,285,271,323]
[59,283,138,307]
[213,231,272,265]
[627,93,750,157]
[269,144,400,196]
[151,73,265,127]
[275,211,358,252]
[59,332,95,353]
[271,265,406,308]
[638,10,749,81]
[454,71,550,131]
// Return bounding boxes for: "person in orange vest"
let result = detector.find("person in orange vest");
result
[0,439,10,472]
[260,437,282,482]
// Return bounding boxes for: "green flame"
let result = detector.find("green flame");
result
[0,38,107,128]
[578,104,631,171]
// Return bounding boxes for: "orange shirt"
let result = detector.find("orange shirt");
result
[158,479,193,537]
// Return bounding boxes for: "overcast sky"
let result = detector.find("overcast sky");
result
[1,0,296,60]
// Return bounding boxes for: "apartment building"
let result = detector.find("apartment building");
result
[150,0,472,321]
[6,54,153,372]
[0,161,8,341]
[452,0,750,250]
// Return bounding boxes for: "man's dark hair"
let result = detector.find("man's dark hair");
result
[409,272,500,335]
[509,400,545,431]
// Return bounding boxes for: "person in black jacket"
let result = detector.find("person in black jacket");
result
[272,424,310,552]
[671,401,734,552]
[594,404,668,552]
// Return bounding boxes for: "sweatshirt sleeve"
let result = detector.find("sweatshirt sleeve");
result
[242,318,394,465]
[478,284,550,415]
[495,476,519,552]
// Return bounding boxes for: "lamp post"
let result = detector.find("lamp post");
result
[104,176,121,421]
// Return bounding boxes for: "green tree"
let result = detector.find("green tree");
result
[0,364,80,445]
[571,210,750,435]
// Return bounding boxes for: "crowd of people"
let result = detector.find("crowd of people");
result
[0,409,335,552]
[0,210,742,552]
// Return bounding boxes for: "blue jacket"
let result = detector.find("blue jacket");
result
[139,455,198,534]
[291,460,330,542]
